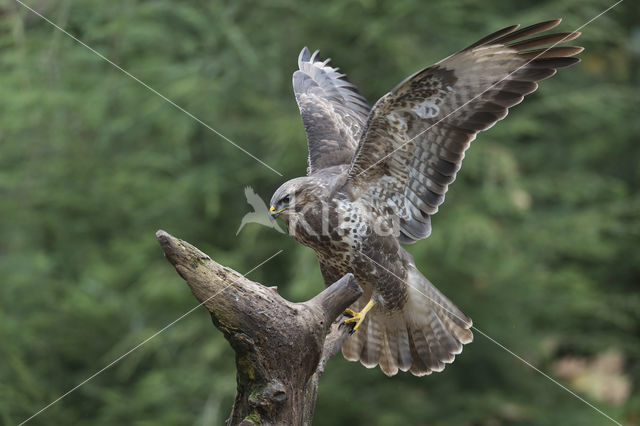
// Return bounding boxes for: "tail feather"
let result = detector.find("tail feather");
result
[341,266,473,377]
[409,326,437,375]
[446,317,474,344]
[387,317,412,372]
[408,332,432,376]
[341,330,362,362]
[360,315,381,367]
[397,324,412,371]
[378,334,397,376]
[422,327,446,372]
[429,310,459,362]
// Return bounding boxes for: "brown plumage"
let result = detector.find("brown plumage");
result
[269,20,582,376]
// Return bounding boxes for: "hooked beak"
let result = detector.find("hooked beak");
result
[269,206,277,221]
[269,205,288,221]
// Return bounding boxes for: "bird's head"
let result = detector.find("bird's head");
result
[269,177,321,222]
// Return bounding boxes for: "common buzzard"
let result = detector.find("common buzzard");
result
[269,20,582,376]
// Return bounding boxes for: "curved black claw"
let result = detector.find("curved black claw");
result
[340,308,358,334]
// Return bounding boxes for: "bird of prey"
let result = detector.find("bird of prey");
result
[268,20,582,376]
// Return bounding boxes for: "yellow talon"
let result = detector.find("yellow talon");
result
[344,308,358,317]
[343,300,376,332]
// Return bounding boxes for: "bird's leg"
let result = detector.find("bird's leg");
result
[343,300,376,332]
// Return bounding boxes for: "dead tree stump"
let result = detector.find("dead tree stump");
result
[156,230,362,425]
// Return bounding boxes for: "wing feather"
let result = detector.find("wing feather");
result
[293,47,371,174]
[345,20,582,243]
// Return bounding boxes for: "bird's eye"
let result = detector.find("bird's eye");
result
[281,195,291,204]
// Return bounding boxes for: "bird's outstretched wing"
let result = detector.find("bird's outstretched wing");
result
[293,47,371,174]
[345,20,582,243]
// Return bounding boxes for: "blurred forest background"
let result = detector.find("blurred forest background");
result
[1,0,639,425]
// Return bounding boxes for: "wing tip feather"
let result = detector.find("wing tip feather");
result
[298,46,311,67]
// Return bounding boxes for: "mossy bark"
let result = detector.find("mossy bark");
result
[156,230,362,426]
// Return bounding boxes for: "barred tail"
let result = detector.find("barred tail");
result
[342,266,473,376]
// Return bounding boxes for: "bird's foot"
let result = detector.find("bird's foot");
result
[344,308,358,318]
[342,300,376,334]
[343,310,366,333]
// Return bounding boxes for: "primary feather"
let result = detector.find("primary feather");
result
[293,47,370,173]
[347,19,582,244]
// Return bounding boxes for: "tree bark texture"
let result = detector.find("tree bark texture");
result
[156,230,363,425]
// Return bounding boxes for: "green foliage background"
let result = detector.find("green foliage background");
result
[1,0,638,424]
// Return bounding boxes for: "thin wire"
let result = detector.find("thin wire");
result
[13,0,283,177]
[472,327,622,426]
[18,250,283,425]
[353,0,623,179]
[358,251,622,425]
[14,0,625,424]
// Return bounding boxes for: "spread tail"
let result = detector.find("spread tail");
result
[342,266,473,376]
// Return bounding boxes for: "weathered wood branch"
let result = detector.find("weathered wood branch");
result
[156,230,362,425]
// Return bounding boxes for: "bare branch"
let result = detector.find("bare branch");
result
[156,230,362,425]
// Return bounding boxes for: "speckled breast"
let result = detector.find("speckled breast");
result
[295,198,409,311]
